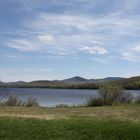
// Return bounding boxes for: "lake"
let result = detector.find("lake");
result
[0,88,140,107]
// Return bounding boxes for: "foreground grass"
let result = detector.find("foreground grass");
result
[0,104,140,140]
[0,117,140,140]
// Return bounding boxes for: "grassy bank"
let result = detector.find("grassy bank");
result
[0,104,140,139]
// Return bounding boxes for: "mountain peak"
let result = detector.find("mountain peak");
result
[72,76,87,80]
[62,76,88,83]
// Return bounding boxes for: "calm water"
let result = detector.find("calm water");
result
[0,88,140,107]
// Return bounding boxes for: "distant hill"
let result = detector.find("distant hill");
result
[26,80,65,87]
[0,80,66,88]
[96,77,125,83]
[115,76,140,90]
[0,76,127,86]
[0,76,139,89]
[6,81,25,85]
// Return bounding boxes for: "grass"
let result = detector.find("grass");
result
[0,104,140,121]
[0,104,140,139]
[0,117,140,140]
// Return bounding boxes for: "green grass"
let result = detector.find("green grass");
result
[0,117,140,140]
[0,104,140,140]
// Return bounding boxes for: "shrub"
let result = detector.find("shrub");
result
[5,95,24,106]
[99,83,133,105]
[25,97,39,107]
[3,95,39,107]
[87,83,133,107]
[87,97,104,107]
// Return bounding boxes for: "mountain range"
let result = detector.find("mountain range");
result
[0,76,124,85]
[61,76,124,84]
[0,76,140,90]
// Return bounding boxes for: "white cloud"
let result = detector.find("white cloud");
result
[121,43,140,62]
[5,36,54,52]
[26,13,138,34]
[121,52,140,61]
[25,14,94,32]
[3,2,140,60]
[80,46,108,55]
[5,39,38,52]
[21,12,140,52]
[131,44,140,52]
[46,50,69,56]
[38,35,54,42]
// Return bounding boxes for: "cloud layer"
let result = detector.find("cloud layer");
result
[0,0,140,81]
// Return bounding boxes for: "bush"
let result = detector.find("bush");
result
[5,95,24,106]
[99,83,133,105]
[87,83,133,107]
[87,97,104,107]
[25,97,39,107]
[2,95,39,107]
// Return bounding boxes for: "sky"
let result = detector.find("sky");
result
[0,0,140,82]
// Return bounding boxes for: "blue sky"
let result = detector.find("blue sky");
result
[0,0,140,82]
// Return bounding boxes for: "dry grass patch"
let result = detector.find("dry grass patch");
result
[0,104,140,121]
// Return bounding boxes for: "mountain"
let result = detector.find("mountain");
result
[61,76,88,84]
[60,76,124,84]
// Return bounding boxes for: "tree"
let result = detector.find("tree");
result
[87,83,133,107]
[99,83,132,105]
